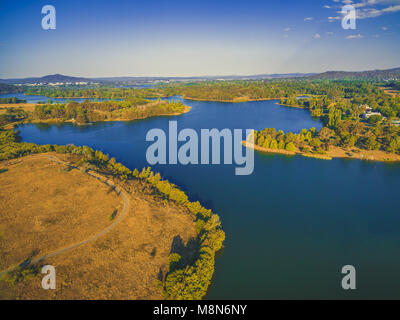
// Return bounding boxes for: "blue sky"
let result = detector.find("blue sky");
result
[0,0,399,78]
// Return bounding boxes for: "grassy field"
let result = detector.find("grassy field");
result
[0,103,37,114]
[0,154,196,299]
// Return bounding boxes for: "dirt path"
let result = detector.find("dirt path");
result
[0,155,130,277]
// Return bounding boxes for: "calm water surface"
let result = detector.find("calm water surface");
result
[17,97,400,299]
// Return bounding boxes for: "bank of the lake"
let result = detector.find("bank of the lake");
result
[243,141,400,162]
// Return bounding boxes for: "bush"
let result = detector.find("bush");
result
[285,142,295,152]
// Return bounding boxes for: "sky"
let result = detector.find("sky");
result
[0,0,400,78]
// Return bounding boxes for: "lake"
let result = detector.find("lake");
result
[17,97,400,299]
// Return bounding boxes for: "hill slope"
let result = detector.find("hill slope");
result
[0,74,96,85]
[306,67,400,80]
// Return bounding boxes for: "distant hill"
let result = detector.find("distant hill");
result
[306,67,400,80]
[0,74,98,85]
[2,68,399,86]
[94,73,315,82]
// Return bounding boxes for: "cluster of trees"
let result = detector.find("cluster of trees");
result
[0,129,52,160]
[255,125,400,156]
[25,86,162,100]
[275,81,400,155]
[252,122,400,155]
[0,83,24,94]
[135,167,225,300]
[164,80,400,122]
[164,79,391,102]
[0,97,26,104]
[250,127,328,154]
[386,81,400,91]
[0,107,29,127]
[32,100,187,123]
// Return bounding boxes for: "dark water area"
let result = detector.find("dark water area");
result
[17,97,400,299]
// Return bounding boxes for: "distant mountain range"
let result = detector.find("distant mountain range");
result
[0,74,97,85]
[0,67,399,86]
[0,73,315,85]
[306,67,400,80]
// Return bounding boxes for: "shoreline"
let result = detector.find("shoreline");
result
[243,141,400,163]
[242,141,296,156]
[181,96,306,109]
[181,95,283,103]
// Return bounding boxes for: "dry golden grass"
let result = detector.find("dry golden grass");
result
[0,103,37,113]
[379,87,400,97]
[0,154,196,299]
[325,146,400,162]
[0,154,123,271]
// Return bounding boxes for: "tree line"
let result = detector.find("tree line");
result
[0,97,27,104]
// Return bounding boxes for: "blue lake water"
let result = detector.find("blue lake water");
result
[17,97,400,299]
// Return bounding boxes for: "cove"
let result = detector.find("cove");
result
[17,97,400,299]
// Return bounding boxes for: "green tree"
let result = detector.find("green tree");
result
[269,139,278,149]
[285,142,295,152]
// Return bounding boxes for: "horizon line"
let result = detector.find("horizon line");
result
[1,65,400,80]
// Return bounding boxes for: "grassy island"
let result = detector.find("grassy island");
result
[0,98,190,129]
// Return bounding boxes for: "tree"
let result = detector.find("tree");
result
[328,108,342,128]
[269,139,278,149]
[368,114,382,124]
[168,253,182,273]
[285,142,295,152]
[310,138,322,148]
[387,137,400,153]
[285,132,295,143]
[364,135,380,150]
[262,139,270,149]
[257,135,265,146]
[318,127,334,141]
[341,134,357,148]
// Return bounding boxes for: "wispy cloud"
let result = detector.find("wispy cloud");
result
[327,0,400,20]
[313,33,321,39]
[346,33,364,39]
[304,17,313,21]
[284,27,291,32]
